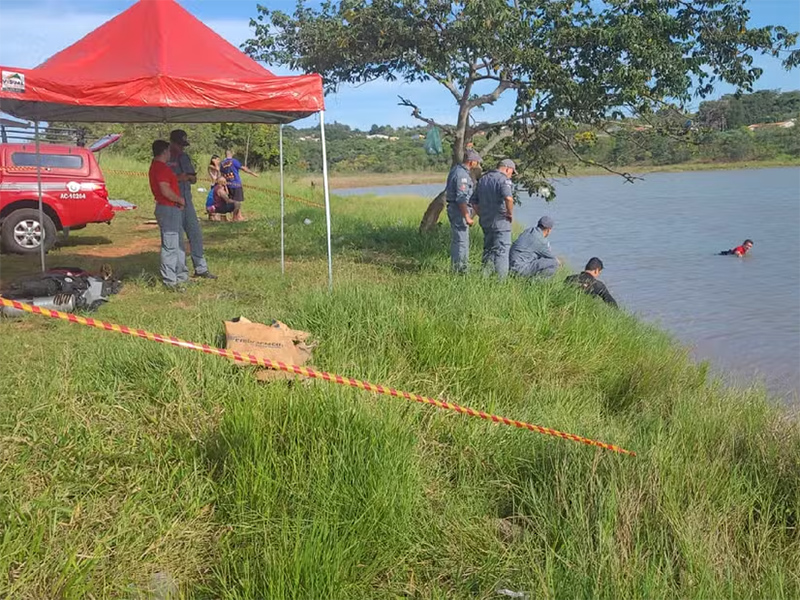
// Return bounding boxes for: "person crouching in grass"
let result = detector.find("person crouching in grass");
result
[149,140,188,291]
[207,177,237,222]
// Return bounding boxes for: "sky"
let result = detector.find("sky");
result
[0,0,798,129]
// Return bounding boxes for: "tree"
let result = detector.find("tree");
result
[246,0,798,229]
[215,123,290,169]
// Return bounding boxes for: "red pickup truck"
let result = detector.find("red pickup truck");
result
[0,138,123,254]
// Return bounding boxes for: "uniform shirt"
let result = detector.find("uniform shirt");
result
[167,148,195,201]
[509,226,555,270]
[565,271,617,307]
[475,169,514,230]
[149,160,181,207]
[445,163,474,206]
[220,157,243,189]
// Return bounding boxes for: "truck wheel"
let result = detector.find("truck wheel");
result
[1,208,57,255]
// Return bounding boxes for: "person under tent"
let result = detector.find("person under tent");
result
[149,139,188,292]
[206,177,238,221]
[208,154,221,182]
[220,149,259,222]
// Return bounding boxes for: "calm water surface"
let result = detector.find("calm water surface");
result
[339,168,800,402]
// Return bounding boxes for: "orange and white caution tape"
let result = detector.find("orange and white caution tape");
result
[0,297,635,456]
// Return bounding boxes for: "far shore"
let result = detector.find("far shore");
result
[295,158,800,190]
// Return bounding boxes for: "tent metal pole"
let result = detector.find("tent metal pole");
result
[319,111,333,290]
[279,124,285,275]
[35,121,46,273]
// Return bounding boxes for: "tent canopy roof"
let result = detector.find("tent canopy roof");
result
[0,0,323,123]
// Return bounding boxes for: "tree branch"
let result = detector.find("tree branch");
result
[398,96,455,133]
[480,128,514,157]
[410,55,462,102]
[468,80,515,109]
[560,134,643,183]
[471,111,537,134]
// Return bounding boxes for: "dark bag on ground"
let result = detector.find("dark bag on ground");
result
[1,266,122,316]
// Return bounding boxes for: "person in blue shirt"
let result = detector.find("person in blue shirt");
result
[475,158,516,279]
[509,216,559,278]
[445,149,482,273]
[220,149,259,222]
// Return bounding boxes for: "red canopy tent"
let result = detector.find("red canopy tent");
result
[0,0,333,285]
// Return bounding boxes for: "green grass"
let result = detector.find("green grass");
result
[1,157,798,599]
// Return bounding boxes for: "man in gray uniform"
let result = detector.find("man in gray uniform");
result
[445,149,482,272]
[475,158,516,279]
[509,216,559,278]
[168,129,216,279]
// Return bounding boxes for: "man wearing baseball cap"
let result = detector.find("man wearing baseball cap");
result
[509,215,560,278]
[168,129,216,279]
[445,148,482,273]
[474,158,516,279]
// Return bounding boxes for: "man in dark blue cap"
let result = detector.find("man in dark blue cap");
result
[509,215,559,278]
[168,129,216,279]
[475,158,516,279]
[445,149,482,273]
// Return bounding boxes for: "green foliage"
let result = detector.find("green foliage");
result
[288,123,451,173]
[1,159,798,597]
[46,122,290,171]
[698,90,800,130]
[246,0,799,198]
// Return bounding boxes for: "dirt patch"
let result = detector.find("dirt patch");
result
[68,236,159,258]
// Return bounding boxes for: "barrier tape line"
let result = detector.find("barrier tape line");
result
[0,297,635,456]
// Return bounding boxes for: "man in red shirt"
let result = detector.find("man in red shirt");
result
[149,140,189,291]
[719,239,754,257]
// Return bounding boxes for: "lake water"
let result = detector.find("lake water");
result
[339,167,800,402]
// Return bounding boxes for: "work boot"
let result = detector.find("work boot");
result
[192,271,218,280]
[163,283,186,293]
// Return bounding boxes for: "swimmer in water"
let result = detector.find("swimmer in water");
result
[719,239,753,257]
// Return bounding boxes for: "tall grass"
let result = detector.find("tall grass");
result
[0,159,797,598]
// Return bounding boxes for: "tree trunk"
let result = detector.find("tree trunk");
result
[418,103,470,234]
[418,190,447,233]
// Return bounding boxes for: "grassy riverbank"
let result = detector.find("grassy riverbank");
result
[298,157,800,189]
[1,158,798,598]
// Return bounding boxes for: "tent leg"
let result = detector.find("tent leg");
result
[35,121,46,273]
[279,124,285,275]
[319,111,333,290]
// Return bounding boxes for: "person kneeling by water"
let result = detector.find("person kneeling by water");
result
[719,239,753,257]
[565,257,617,307]
[509,215,559,278]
